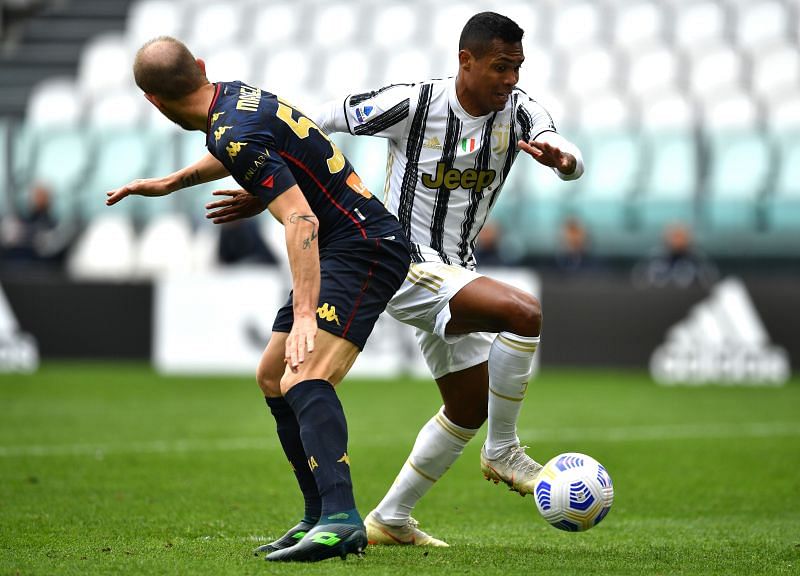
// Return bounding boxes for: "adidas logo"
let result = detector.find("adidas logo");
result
[0,284,39,373]
[650,277,790,386]
[422,136,443,150]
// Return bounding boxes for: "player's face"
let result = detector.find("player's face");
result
[459,40,524,116]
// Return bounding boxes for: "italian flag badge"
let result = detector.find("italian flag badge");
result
[460,138,476,152]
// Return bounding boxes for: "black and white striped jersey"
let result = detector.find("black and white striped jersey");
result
[314,77,563,269]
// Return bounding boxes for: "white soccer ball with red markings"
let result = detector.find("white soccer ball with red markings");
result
[533,452,614,532]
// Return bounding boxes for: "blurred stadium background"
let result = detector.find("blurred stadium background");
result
[0,0,798,375]
[1,2,799,574]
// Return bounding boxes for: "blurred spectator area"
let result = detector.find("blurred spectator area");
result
[0,0,799,279]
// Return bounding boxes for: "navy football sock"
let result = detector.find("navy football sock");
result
[266,396,321,524]
[284,380,358,520]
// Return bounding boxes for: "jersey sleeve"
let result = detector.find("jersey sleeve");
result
[221,131,298,205]
[335,84,417,141]
[515,95,557,143]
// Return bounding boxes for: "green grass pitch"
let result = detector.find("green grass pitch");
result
[1,363,798,575]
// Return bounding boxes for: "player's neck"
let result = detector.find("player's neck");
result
[178,83,217,132]
[454,75,490,117]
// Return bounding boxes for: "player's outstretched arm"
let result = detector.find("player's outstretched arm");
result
[205,189,268,224]
[518,131,584,181]
[106,153,229,206]
[267,185,321,373]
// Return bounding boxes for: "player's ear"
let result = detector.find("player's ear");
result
[196,58,207,76]
[143,93,163,110]
[458,49,472,70]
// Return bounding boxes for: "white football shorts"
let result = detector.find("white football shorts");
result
[385,261,495,379]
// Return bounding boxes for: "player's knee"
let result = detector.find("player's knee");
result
[443,400,487,430]
[504,292,542,337]
[257,364,282,397]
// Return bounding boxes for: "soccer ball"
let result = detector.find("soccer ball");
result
[533,452,614,532]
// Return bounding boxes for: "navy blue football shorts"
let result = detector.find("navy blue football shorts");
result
[272,234,410,350]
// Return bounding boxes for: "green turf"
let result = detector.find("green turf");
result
[1,363,798,575]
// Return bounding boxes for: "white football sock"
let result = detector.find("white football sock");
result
[372,406,477,525]
[484,332,539,460]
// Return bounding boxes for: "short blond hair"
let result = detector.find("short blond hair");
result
[133,36,208,100]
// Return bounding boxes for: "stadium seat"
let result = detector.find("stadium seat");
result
[766,95,800,132]
[26,128,91,221]
[564,47,617,100]
[432,3,479,51]
[204,46,254,86]
[257,46,313,111]
[80,128,156,223]
[703,91,759,130]
[576,92,631,131]
[689,44,744,103]
[381,48,433,86]
[574,129,642,230]
[25,78,83,128]
[751,43,800,104]
[370,3,417,48]
[733,0,788,53]
[552,0,602,49]
[126,0,185,50]
[321,48,370,102]
[186,1,245,54]
[66,214,137,280]
[766,132,800,232]
[637,130,698,230]
[310,2,360,49]
[250,3,302,50]
[77,33,131,97]
[135,213,194,278]
[673,0,727,50]
[612,0,664,52]
[627,45,680,100]
[704,130,771,230]
[86,90,143,127]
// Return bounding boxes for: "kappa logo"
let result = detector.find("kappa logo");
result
[650,277,790,386]
[211,111,225,124]
[214,125,232,142]
[317,303,340,326]
[226,141,247,161]
[337,453,350,466]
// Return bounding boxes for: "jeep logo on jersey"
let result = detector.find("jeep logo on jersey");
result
[421,163,496,194]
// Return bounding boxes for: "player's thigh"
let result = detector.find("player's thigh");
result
[387,261,483,342]
[280,328,361,392]
[257,332,288,397]
[447,276,541,336]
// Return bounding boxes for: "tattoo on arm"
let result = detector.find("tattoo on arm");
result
[180,170,201,189]
[289,213,319,250]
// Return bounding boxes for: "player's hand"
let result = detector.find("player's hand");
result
[205,189,269,224]
[285,315,316,373]
[106,177,173,206]
[518,139,577,175]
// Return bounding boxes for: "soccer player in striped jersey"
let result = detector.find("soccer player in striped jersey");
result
[105,37,411,562]
[308,11,584,546]
[195,11,584,548]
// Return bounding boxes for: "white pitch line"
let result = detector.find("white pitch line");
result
[1,422,798,458]
[518,421,800,443]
